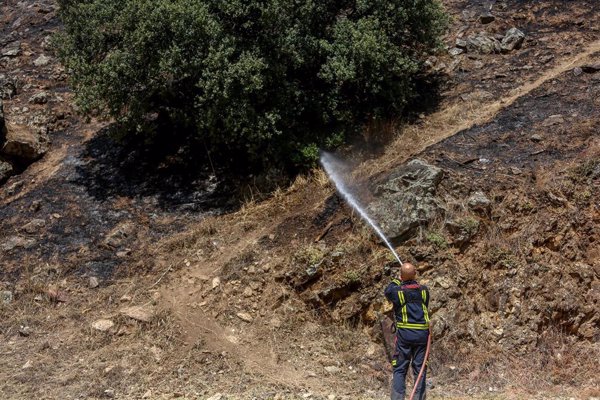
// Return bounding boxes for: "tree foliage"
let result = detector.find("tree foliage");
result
[56,0,447,170]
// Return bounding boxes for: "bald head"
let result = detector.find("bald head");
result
[400,262,417,281]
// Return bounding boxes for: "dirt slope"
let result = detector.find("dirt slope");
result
[1,1,600,399]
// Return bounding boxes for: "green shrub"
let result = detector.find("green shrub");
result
[426,231,447,249]
[56,0,447,170]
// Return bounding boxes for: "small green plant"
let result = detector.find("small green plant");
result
[459,217,480,235]
[293,245,325,267]
[426,231,447,249]
[343,269,361,284]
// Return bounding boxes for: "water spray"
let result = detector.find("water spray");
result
[319,152,403,266]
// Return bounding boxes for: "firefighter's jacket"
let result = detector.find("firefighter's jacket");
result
[385,278,430,343]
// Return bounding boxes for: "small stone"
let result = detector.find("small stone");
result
[103,389,115,398]
[455,38,467,49]
[542,114,564,127]
[22,360,32,369]
[29,92,50,105]
[328,395,336,400]
[212,277,221,289]
[92,319,114,332]
[324,366,341,374]
[120,295,132,302]
[0,160,13,183]
[1,41,21,57]
[89,276,100,288]
[573,67,583,76]
[19,326,31,337]
[530,134,543,142]
[206,394,223,400]
[242,287,253,297]
[33,55,51,67]
[120,306,154,322]
[1,290,13,304]
[142,390,152,399]
[468,191,492,214]
[449,47,464,56]
[510,166,522,175]
[21,219,46,234]
[236,312,253,323]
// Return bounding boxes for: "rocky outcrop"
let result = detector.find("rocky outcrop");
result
[368,159,444,244]
[457,27,526,55]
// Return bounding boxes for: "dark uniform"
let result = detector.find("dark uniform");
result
[384,278,430,400]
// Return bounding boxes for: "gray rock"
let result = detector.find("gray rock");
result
[236,312,253,323]
[29,92,50,105]
[1,41,21,57]
[368,159,444,244]
[468,191,491,214]
[0,75,17,99]
[573,67,583,76]
[1,236,36,252]
[89,276,100,288]
[455,38,468,49]
[1,290,13,305]
[1,122,48,163]
[0,159,13,183]
[33,55,51,67]
[466,35,501,54]
[449,47,464,57]
[501,28,525,53]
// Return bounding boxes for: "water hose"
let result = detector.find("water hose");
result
[408,327,432,400]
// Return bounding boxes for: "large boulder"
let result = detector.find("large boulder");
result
[368,159,444,244]
[1,122,48,163]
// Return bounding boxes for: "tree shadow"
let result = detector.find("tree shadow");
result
[75,126,240,213]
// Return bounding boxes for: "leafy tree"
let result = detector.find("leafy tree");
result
[56,0,447,170]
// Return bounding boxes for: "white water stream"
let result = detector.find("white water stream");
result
[320,152,403,265]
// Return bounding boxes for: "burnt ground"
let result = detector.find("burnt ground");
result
[1,0,600,399]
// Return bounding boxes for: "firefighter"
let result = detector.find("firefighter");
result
[384,262,430,400]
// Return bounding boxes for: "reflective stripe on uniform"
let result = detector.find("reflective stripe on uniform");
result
[398,291,408,323]
[421,290,430,323]
[396,322,430,330]
[391,278,401,285]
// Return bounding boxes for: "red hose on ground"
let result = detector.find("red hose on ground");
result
[408,327,432,400]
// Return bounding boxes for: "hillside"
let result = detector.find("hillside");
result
[1,1,599,399]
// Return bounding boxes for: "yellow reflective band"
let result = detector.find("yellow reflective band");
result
[398,292,408,323]
[396,322,430,330]
[421,290,430,323]
[391,278,401,285]
[391,360,397,366]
